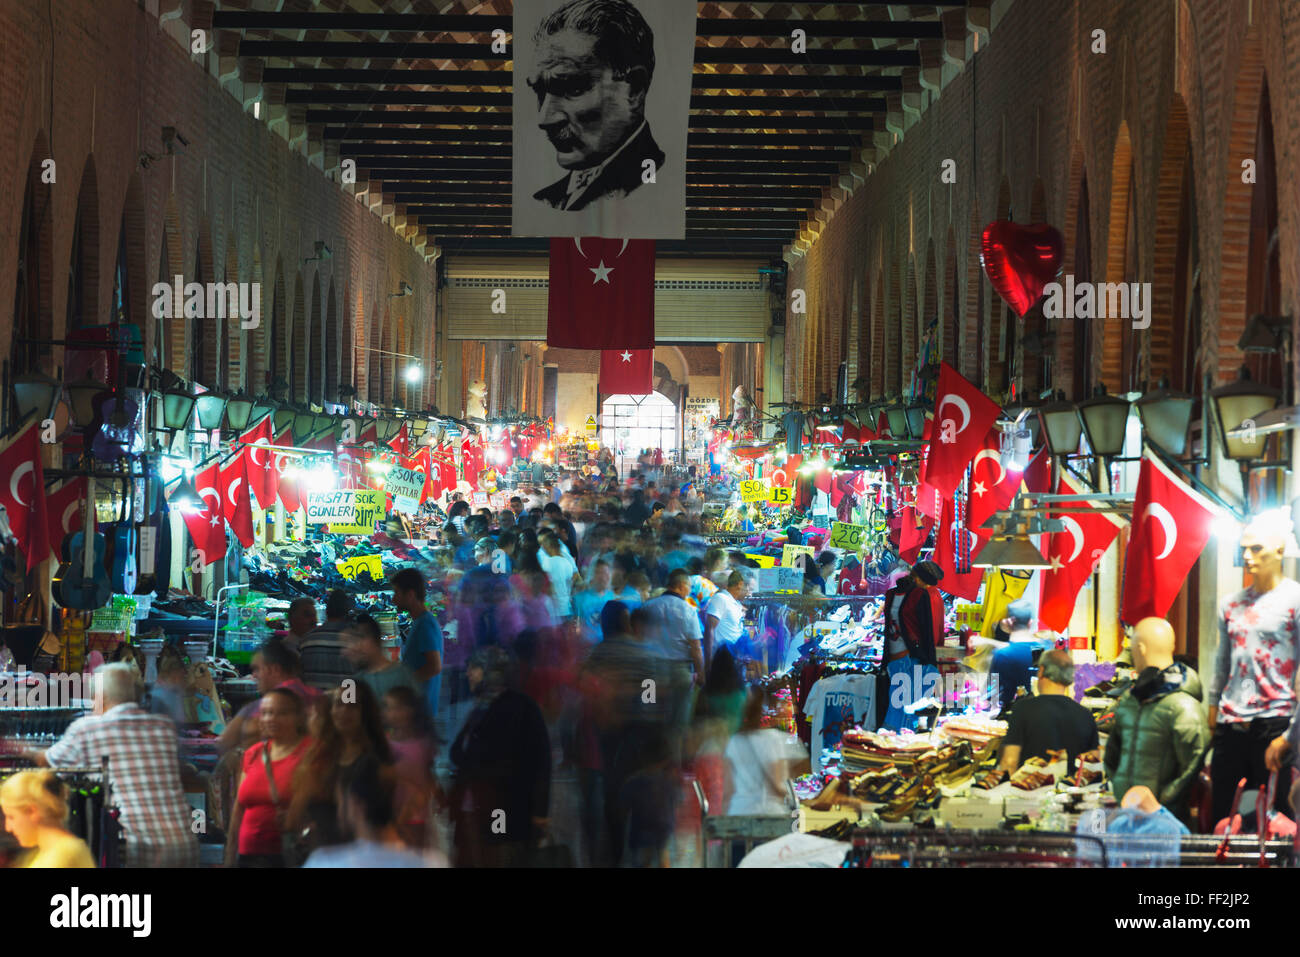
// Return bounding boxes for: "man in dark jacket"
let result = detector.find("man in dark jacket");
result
[1104,617,1209,825]
[449,647,552,867]
[882,560,946,730]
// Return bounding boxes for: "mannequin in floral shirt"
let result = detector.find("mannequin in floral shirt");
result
[1208,521,1300,824]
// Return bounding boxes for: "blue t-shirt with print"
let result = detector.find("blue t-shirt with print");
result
[573,588,616,643]
[403,612,444,717]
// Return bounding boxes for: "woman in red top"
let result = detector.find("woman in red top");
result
[225,688,312,867]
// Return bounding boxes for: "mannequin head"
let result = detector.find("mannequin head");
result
[1240,520,1286,589]
[1131,617,1176,672]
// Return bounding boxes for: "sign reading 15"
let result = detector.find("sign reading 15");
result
[767,486,792,505]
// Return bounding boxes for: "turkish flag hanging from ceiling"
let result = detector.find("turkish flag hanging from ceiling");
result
[600,348,653,395]
[273,429,303,513]
[0,422,49,571]
[898,504,935,566]
[220,452,255,548]
[240,417,276,509]
[924,362,1004,500]
[182,462,227,565]
[44,477,86,561]
[547,238,655,349]
[1039,471,1126,633]
[932,495,987,601]
[966,427,1023,534]
[1120,452,1218,624]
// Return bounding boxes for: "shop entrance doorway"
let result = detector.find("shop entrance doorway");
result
[601,392,678,477]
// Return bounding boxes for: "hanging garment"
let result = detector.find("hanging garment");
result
[979,569,1034,638]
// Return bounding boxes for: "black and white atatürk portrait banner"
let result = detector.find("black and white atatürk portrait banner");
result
[513,0,696,240]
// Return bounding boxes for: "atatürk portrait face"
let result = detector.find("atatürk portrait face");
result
[528,27,647,170]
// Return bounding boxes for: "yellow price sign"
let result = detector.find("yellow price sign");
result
[744,553,776,568]
[782,544,815,567]
[767,485,792,505]
[829,521,867,550]
[739,480,768,503]
[336,554,383,581]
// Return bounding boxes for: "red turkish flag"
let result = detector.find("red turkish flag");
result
[438,445,458,496]
[240,417,276,509]
[924,362,1003,500]
[220,451,255,548]
[932,496,986,601]
[273,429,303,513]
[966,428,1022,534]
[1023,446,1052,495]
[1039,472,1125,633]
[1121,453,1217,624]
[0,422,49,571]
[898,505,935,565]
[547,238,655,349]
[44,477,86,560]
[768,456,799,489]
[600,349,653,395]
[182,462,227,566]
[461,436,483,488]
[388,421,411,458]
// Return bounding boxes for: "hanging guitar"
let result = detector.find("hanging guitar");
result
[91,388,143,462]
[57,476,111,611]
[106,473,138,596]
[134,462,172,598]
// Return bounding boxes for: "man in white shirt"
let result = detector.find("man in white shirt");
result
[539,529,580,619]
[704,570,750,666]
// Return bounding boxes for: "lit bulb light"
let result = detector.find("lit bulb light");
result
[303,466,339,492]
[1211,513,1242,541]
[405,366,422,383]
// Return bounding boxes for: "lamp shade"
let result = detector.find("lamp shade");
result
[273,406,297,437]
[904,404,927,439]
[162,388,197,431]
[971,536,1052,569]
[1038,396,1083,457]
[224,391,256,432]
[194,391,228,431]
[885,405,908,438]
[1135,386,1195,457]
[293,409,317,442]
[250,396,278,428]
[1210,368,1282,461]
[13,371,62,423]
[65,378,109,429]
[1077,390,1132,458]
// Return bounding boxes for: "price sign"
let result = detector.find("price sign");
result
[829,521,867,550]
[743,553,776,569]
[336,554,383,581]
[471,492,489,507]
[739,480,768,503]
[385,466,426,514]
[767,485,792,505]
[782,544,815,568]
[776,567,804,593]
[307,490,386,534]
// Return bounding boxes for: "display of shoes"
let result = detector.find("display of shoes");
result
[973,769,1008,790]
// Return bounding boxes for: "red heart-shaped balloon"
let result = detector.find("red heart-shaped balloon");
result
[980,221,1065,317]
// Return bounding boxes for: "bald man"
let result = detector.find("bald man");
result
[1209,522,1300,825]
[1104,618,1209,825]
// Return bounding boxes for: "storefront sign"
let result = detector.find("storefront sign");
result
[739,479,768,503]
[336,554,383,581]
[781,544,815,568]
[385,466,426,514]
[829,521,867,549]
[767,485,792,505]
[306,489,386,534]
